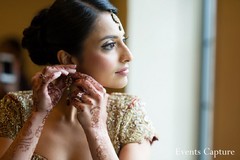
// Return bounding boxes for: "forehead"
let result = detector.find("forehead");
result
[84,12,125,43]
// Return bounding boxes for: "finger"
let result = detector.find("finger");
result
[74,78,101,100]
[80,94,95,105]
[31,72,42,87]
[69,89,83,103]
[70,89,84,100]
[43,65,76,77]
[40,65,76,89]
[54,75,68,92]
[70,89,95,105]
[51,64,77,74]
[41,71,62,87]
[72,72,105,92]
[72,97,85,112]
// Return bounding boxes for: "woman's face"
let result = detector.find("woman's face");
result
[76,12,133,89]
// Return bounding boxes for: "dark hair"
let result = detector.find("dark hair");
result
[22,0,117,65]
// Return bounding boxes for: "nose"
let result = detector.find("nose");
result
[120,44,134,63]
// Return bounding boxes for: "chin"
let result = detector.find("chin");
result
[114,80,128,89]
[104,80,128,89]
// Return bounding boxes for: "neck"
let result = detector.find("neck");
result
[52,91,78,123]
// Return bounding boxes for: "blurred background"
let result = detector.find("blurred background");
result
[0,0,239,160]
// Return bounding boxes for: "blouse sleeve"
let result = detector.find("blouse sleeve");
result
[107,93,158,154]
[0,91,33,139]
[118,97,158,148]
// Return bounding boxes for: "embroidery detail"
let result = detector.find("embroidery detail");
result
[0,91,158,159]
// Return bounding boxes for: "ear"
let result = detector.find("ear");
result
[57,50,74,65]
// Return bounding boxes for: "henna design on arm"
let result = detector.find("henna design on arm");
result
[95,135,107,160]
[35,126,44,138]
[2,111,50,159]
[5,116,35,159]
[35,111,50,138]
[90,107,110,160]
[90,106,101,128]
[13,121,34,152]
[86,130,118,160]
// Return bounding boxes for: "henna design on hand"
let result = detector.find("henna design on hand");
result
[39,73,47,85]
[48,82,62,106]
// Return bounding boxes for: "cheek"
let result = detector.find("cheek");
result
[92,54,114,70]
[82,53,115,76]
[95,55,113,69]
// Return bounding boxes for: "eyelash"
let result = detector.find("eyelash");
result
[101,42,116,51]
[101,36,129,51]
[123,36,129,43]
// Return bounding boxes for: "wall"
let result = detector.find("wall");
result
[127,0,202,159]
[0,0,54,82]
[213,0,240,159]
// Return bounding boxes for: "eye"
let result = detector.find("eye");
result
[123,36,129,44]
[101,42,116,51]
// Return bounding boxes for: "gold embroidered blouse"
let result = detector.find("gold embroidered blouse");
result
[0,91,157,159]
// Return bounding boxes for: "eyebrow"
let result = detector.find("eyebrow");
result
[100,35,118,41]
[99,34,126,42]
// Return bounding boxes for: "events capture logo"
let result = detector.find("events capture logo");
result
[176,147,235,158]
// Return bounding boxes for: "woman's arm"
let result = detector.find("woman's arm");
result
[84,128,119,160]
[84,129,152,160]
[0,65,76,160]
[72,73,119,160]
[0,111,49,160]
[119,140,151,160]
[71,72,155,160]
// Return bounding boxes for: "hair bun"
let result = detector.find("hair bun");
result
[22,8,50,65]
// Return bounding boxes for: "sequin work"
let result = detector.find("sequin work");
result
[0,91,157,159]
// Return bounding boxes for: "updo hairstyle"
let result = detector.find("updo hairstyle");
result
[22,0,117,65]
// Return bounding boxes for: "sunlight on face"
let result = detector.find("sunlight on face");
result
[77,12,133,89]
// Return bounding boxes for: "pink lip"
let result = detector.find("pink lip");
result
[116,67,129,76]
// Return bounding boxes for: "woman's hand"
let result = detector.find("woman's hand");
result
[71,72,109,130]
[31,65,76,114]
